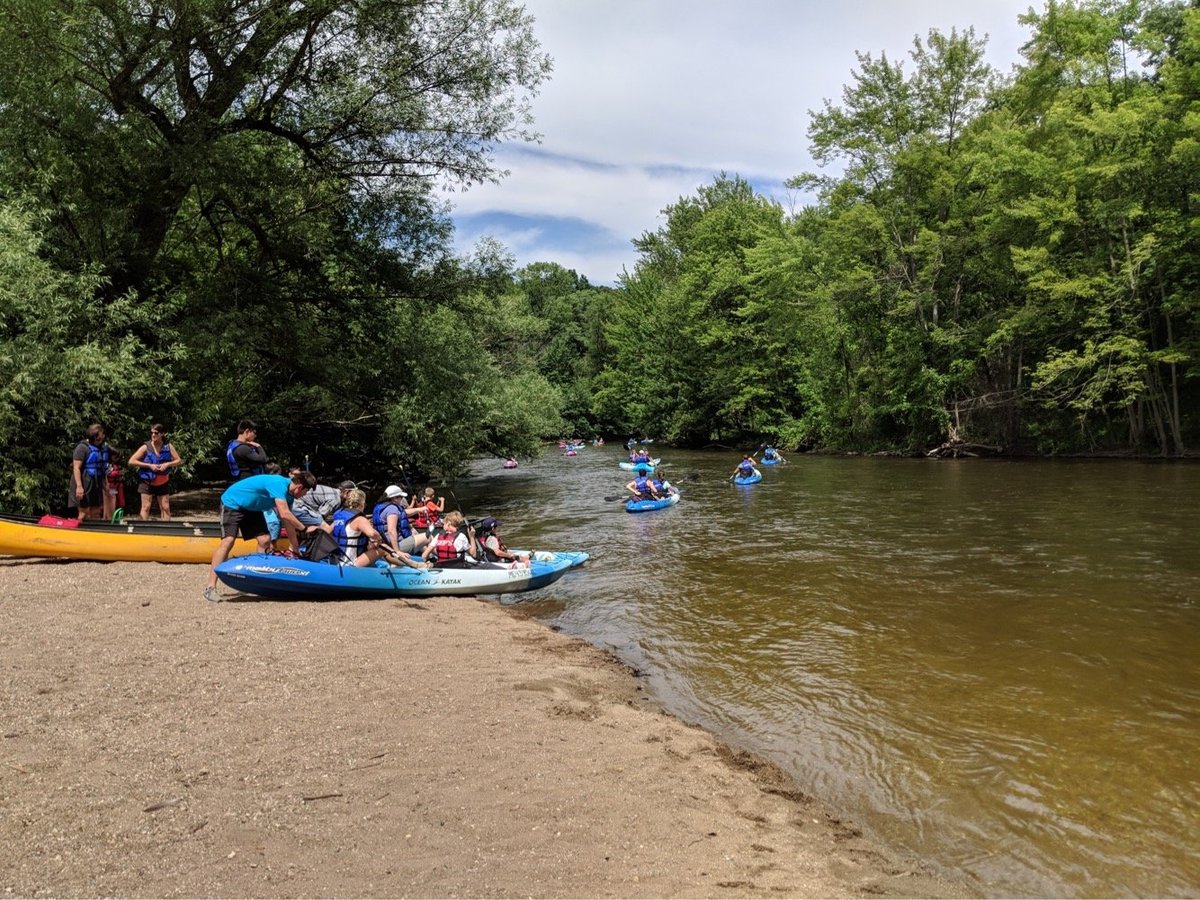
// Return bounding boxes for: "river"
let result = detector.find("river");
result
[450,446,1200,898]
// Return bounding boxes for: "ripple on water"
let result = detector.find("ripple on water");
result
[455,449,1200,898]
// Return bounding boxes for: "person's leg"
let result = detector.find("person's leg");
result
[158,490,171,520]
[398,533,428,555]
[206,536,237,597]
[353,546,383,567]
[206,507,244,600]
[292,506,322,527]
[138,487,153,520]
[102,480,117,521]
[78,477,102,522]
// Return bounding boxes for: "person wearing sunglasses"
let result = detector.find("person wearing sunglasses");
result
[128,423,182,520]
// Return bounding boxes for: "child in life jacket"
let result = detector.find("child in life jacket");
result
[475,517,530,568]
[409,487,445,536]
[420,511,477,567]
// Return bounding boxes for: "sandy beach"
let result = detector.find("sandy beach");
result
[1,554,971,898]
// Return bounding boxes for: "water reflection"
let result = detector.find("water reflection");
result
[455,448,1200,898]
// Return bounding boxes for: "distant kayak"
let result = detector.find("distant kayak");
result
[626,492,680,513]
[503,459,518,469]
[733,470,762,485]
[760,457,782,466]
[619,458,660,470]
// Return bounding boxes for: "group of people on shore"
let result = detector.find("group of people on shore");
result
[69,422,183,523]
[63,418,522,603]
[202,419,526,603]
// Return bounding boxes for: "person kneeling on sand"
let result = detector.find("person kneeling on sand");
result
[205,470,317,602]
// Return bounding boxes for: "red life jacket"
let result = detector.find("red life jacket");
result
[412,500,441,529]
[433,529,460,564]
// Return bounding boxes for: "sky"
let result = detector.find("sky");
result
[446,0,1038,286]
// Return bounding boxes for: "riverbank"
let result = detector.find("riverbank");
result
[0,558,971,898]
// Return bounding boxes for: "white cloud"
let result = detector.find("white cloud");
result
[445,0,1035,285]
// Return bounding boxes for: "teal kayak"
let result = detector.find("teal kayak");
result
[619,458,660,470]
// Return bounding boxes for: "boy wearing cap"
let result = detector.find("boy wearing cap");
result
[372,484,429,556]
[476,517,530,566]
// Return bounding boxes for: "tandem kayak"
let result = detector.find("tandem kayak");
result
[215,551,588,600]
[0,512,287,564]
[618,458,660,470]
[733,470,763,485]
[625,492,680,513]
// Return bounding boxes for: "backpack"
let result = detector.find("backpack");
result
[301,529,341,564]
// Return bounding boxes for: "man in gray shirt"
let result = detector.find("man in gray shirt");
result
[289,471,352,525]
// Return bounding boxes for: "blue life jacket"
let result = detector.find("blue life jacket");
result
[331,508,367,560]
[372,501,412,539]
[138,442,173,481]
[226,439,264,480]
[651,477,667,493]
[81,441,110,478]
[633,474,653,496]
[738,460,755,474]
[763,447,778,459]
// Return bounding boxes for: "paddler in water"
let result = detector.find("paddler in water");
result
[731,454,759,479]
[625,470,661,501]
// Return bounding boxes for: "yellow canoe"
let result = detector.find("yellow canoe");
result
[0,514,288,564]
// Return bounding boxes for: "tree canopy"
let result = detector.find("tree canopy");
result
[2,0,1197,513]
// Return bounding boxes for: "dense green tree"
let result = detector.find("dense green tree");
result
[0,203,167,508]
[0,0,560,505]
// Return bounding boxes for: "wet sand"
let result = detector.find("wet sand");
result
[0,556,972,898]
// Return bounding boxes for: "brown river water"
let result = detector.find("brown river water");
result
[451,447,1199,898]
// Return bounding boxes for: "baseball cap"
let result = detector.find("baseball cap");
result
[480,516,501,530]
[337,480,357,491]
[384,484,407,499]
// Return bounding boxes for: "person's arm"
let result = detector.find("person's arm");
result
[626,479,639,495]
[72,457,85,498]
[435,496,445,512]
[316,487,341,519]
[386,513,401,552]
[274,498,306,554]
[358,514,383,545]
[128,444,148,471]
[237,442,269,469]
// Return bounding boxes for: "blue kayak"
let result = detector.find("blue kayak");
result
[625,492,680,513]
[620,462,657,474]
[216,551,588,600]
[760,456,782,465]
[733,470,762,485]
[619,458,660,470]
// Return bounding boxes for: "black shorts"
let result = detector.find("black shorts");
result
[219,506,268,541]
[78,475,105,509]
[137,480,170,497]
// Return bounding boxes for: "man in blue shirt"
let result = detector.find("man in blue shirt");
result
[204,470,317,602]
